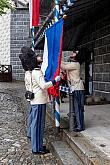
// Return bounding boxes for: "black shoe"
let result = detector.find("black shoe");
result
[42,145,46,150]
[73,128,85,132]
[32,149,50,155]
[27,136,31,141]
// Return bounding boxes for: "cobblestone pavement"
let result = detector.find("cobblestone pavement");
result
[0,82,58,165]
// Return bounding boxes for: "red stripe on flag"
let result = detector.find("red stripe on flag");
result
[32,0,40,26]
[48,26,64,97]
[54,26,64,78]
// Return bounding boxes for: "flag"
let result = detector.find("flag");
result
[29,0,40,28]
[41,19,64,97]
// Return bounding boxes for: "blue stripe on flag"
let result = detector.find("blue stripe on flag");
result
[44,19,64,81]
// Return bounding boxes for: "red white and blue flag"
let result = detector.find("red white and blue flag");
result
[29,0,40,28]
[41,19,64,97]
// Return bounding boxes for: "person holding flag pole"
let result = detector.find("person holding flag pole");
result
[19,48,61,154]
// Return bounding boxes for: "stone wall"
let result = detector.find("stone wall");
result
[62,51,72,62]
[10,8,31,80]
[0,10,11,65]
[78,15,110,100]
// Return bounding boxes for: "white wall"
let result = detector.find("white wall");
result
[0,10,11,65]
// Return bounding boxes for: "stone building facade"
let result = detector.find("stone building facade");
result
[0,8,31,80]
[0,6,44,81]
[0,3,110,101]
[10,8,31,80]
[78,14,110,101]
[0,8,31,81]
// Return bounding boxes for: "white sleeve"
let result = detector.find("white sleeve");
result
[25,72,31,91]
[32,70,53,90]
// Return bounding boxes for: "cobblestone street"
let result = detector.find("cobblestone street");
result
[0,82,58,165]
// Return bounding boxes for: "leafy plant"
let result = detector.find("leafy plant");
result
[0,0,13,15]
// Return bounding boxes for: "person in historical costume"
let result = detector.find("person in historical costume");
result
[61,50,85,132]
[19,47,60,154]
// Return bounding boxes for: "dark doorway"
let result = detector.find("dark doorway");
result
[85,52,93,95]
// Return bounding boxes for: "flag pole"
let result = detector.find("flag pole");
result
[32,26,35,51]
[55,0,60,22]
[29,0,40,51]
[54,0,60,134]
